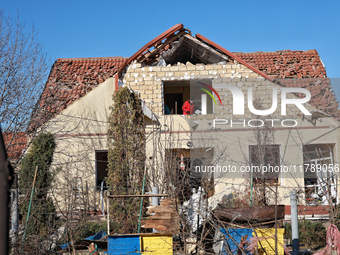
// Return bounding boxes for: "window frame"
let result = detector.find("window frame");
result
[249,144,281,185]
[95,150,108,190]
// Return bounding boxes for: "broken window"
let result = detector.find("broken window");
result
[163,79,214,115]
[303,144,336,205]
[95,151,108,190]
[249,144,280,185]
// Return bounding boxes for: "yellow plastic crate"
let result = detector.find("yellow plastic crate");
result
[254,228,285,255]
[140,234,173,255]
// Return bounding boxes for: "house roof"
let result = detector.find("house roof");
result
[30,25,339,132]
[118,24,273,81]
[233,50,326,79]
[3,132,27,159]
[29,57,127,131]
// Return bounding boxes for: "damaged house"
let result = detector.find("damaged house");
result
[30,24,340,219]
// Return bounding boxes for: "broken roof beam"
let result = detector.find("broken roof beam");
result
[183,42,222,64]
[118,24,184,73]
[163,35,229,65]
[184,35,229,63]
[137,30,188,63]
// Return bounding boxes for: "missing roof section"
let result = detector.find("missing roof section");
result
[136,32,230,66]
[156,35,229,66]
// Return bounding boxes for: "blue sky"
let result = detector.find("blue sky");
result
[2,0,340,94]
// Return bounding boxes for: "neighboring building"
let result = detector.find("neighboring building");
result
[3,132,27,162]
[31,24,340,217]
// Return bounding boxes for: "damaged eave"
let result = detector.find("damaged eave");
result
[117,24,186,74]
[137,29,189,64]
[142,100,159,123]
[309,110,332,119]
[161,34,229,65]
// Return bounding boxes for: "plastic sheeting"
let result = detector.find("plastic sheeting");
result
[221,228,253,255]
[252,228,285,255]
[182,187,210,233]
[314,224,340,255]
[219,228,285,255]
[59,230,107,250]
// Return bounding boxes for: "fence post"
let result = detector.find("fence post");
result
[290,190,299,252]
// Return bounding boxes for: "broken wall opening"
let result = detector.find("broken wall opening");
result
[163,79,213,115]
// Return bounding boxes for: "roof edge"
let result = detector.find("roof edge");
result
[57,56,127,61]
[118,24,184,74]
[233,49,319,54]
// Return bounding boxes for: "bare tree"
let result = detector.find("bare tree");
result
[0,9,48,152]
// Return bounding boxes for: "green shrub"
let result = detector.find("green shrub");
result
[107,87,145,234]
[19,132,57,237]
[284,220,326,250]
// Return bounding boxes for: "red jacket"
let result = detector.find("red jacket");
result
[182,100,194,115]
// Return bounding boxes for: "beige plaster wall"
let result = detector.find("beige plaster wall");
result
[44,78,115,212]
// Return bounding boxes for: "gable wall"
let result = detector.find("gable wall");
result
[43,78,115,212]
[123,62,258,117]
[123,62,318,120]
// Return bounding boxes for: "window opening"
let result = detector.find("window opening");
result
[303,144,336,205]
[95,151,108,190]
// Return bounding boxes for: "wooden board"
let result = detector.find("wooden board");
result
[141,198,179,234]
[214,205,285,223]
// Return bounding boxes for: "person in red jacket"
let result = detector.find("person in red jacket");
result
[182,97,195,115]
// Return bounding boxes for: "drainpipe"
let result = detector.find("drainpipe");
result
[115,75,119,91]
[152,187,159,207]
[11,189,18,244]
[152,187,159,233]
[290,190,299,252]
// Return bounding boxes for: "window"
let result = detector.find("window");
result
[165,148,214,203]
[303,144,336,205]
[95,151,108,190]
[249,145,280,185]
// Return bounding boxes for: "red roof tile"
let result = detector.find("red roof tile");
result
[3,132,27,159]
[29,57,127,131]
[234,50,327,79]
[234,50,340,118]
